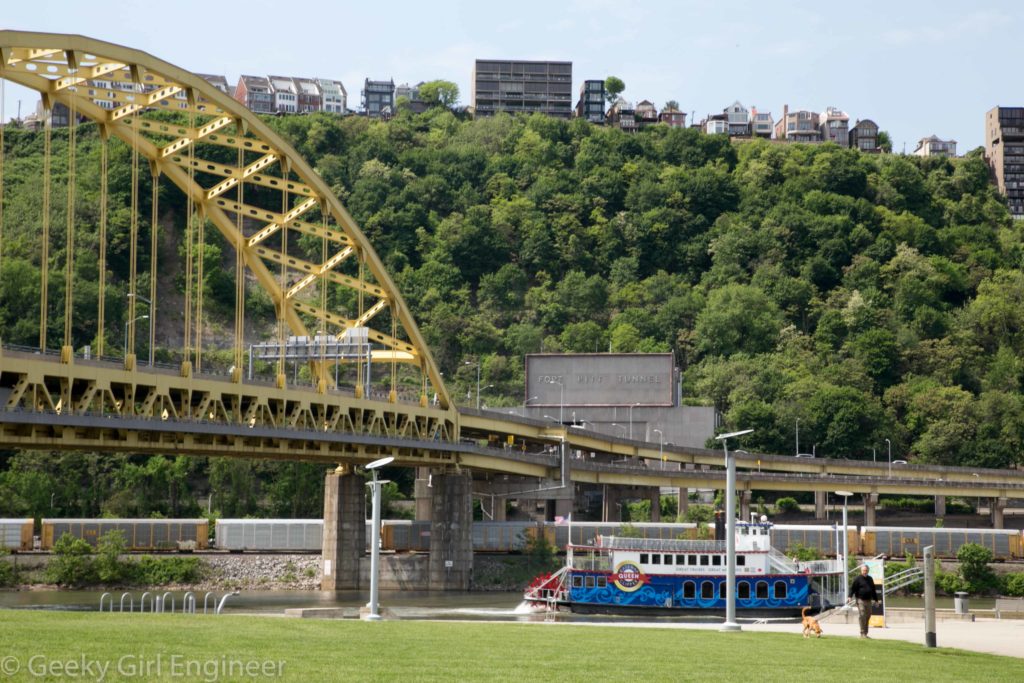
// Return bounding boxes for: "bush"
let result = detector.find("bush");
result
[946,499,975,515]
[1002,573,1024,597]
[775,497,800,514]
[787,542,822,562]
[0,550,15,587]
[616,523,643,538]
[46,533,95,587]
[131,556,202,585]
[878,497,933,512]
[94,530,127,584]
[683,504,714,523]
[937,570,968,595]
[957,543,998,594]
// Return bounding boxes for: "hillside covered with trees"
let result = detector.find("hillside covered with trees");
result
[1,107,1022,518]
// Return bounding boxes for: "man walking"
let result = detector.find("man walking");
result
[848,564,879,638]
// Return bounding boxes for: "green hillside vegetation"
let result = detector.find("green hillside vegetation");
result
[1,106,1023,518]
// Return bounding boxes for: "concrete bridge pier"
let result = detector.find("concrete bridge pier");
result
[602,485,621,522]
[545,498,572,522]
[935,495,946,517]
[991,497,1008,529]
[739,490,752,521]
[676,488,689,521]
[321,469,365,591]
[414,467,432,521]
[428,471,473,590]
[814,490,827,520]
[649,488,661,523]
[864,493,878,527]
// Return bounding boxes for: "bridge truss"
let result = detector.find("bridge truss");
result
[0,31,458,459]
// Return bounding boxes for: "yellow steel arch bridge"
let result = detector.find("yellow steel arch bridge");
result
[0,31,1023,507]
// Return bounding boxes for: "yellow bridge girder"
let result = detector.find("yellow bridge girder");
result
[0,30,450,407]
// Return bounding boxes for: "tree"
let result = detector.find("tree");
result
[877,130,893,153]
[418,80,460,109]
[604,76,625,104]
[664,100,680,111]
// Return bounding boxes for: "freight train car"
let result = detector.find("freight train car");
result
[215,519,323,552]
[41,518,209,551]
[860,526,1023,560]
[0,519,34,551]
[771,524,859,558]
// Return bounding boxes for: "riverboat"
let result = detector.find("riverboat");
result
[524,519,845,617]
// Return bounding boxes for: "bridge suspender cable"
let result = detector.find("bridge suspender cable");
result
[97,128,108,357]
[150,158,159,368]
[40,105,51,352]
[62,53,78,363]
[233,139,244,382]
[182,106,194,374]
[127,81,140,369]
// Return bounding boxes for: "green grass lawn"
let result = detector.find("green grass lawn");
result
[0,611,1022,682]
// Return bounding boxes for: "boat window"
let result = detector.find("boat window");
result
[738,582,751,599]
[687,555,696,566]
[664,554,674,566]
[737,555,746,567]
[712,555,722,566]
[640,553,649,564]
[700,555,709,566]
[585,575,595,588]
[572,575,583,588]
[718,582,726,599]
[756,581,768,599]
[683,581,696,599]
[774,581,787,599]
[651,554,661,565]
[701,581,714,599]
[597,576,607,588]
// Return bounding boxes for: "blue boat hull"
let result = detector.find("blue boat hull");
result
[568,571,825,617]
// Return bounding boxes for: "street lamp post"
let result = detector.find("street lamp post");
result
[886,438,892,477]
[465,361,481,410]
[654,429,664,469]
[835,490,853,606]
[127,293,154,366]
[628,402,640,440]
[610,423,627,438]
[478,384,494,410]
[553,378,564,424]
[123,315,149,360]
[715,427,754,632]
[363,456,394,621]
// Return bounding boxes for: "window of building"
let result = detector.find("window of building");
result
[651,554,661,565]
[585,575,595,588]
[664,555,674,566]
[774,581,787,599]
[737,555,746,567]
[597,576,607,588]
[718,583,726,599]
[700,555,709,566]
[712,555,722,566]
[687,555,696,566]
[572,575,583,588]
[756,581,769,599]
[640,554,649,564]
[683,581,696,599]
[701,581,714,600]
[738,582,750,600]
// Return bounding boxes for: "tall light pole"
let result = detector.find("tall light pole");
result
[128,293,154,366]
[611,423,627,438]
[835,490,853,607]
[885,438,892,477]
[123,315,149,359]
[553,378,564,424]
[628,402,640,439]
[716,427,753,632]
[363,456,394,621]
[465,360,480,410]
[654,428,664,469]
[478,384,494,410]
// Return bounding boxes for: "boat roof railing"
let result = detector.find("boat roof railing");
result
[598,535,727,553]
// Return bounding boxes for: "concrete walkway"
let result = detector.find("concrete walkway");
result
[567,614,1024,660]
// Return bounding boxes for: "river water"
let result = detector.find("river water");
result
[0,589,995,622]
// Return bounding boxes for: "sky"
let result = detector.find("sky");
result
[1,0,1021,152]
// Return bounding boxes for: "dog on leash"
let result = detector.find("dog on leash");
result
[801,606,823,638]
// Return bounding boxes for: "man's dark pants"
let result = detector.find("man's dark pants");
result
[857,598,873,635]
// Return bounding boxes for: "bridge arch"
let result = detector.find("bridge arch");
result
[0,30,450,407]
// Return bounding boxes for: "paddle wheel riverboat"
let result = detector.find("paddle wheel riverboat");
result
[524,520,845,617]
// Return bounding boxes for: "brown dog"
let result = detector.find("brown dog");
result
[802,606,823,638]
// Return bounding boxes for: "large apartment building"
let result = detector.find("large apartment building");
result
[472,59,573,118]
[986,106,1024,218]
